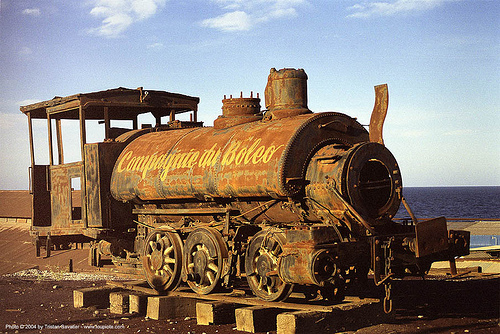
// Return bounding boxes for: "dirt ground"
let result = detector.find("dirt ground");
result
[1,274,498,334]
[1,222,499,333]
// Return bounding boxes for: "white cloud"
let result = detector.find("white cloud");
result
[88,0,167,38]
[202,0,307,32]
[347,0,452,18]
[201,11,252,32]
[22,8,41,17]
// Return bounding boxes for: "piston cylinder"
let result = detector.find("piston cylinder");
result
[279,247,336,286]
[278,226,339,286]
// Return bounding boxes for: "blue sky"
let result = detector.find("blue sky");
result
[0,0,498,189]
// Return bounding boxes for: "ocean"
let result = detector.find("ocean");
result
[395,186,500,220]
[395,186,500,248]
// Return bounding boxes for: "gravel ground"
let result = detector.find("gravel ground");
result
[1,269,499,334]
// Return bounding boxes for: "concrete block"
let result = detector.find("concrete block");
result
[109,291,130,314]
[196,301,239,325]
[235,306,282,333]
[73,287,121,308]
[129,293,149,315]
[146,296,198,320]
[277,311,327,334]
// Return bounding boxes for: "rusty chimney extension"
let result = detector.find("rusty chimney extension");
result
[264,68,311,119]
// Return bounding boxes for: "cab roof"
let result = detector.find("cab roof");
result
[20,87,199,120]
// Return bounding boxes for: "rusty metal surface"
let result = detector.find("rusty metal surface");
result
[85,142,132,229]
[265,68,310,119]
[369,84,388,145]
[306,141,402,222]
[415,217,449,258]
[111,112,369,203]
[213,94,262,129]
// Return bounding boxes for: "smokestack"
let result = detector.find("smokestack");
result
[264,68,311,119]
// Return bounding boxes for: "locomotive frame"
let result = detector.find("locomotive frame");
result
[21,69,469,306]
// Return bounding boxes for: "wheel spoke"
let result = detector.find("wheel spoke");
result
[164,245,174,256]
[207,261,218,273]
[206,271,215,285]
[258,276,264,291]
[164,257,176,264]
[163,266,173,276]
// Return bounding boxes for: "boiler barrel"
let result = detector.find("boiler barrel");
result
[110,112,368,202]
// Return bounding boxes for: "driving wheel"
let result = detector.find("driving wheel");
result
[245,229,293,301]
[142,230,183,292]
[183,227,228,294]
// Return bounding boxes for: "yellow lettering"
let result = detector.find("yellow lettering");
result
[198,144,219,167]
[187,151,199,168]
[221,141,241,166]
[180,150,195,168]
[117,151,132,172]
[126,157,136,171]
[244,139,261,164]
[153,154,167,169]
[118,138,282,181]
[262,144,284,163]
[251,146,266,164]
[234,147,247,165]
[142,153,158,178]
[132,156,146,171]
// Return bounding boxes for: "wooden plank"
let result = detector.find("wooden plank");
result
[106,281,380,313]
[146,296,198,320]
[73,287,121,308]
[129,293,149,315]
[235,306,283,333]
[277,311,326,334]
[196,301,240,325]
[107,280,159,295]
[109,291,130,314]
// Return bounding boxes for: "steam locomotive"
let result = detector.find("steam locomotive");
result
[22,68,469,303]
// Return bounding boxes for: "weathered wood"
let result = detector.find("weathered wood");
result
[235,306,283,333]
[196,301,241,325]
[277,310,327,334]
[107,280,159,295]
[129,293,149,315]
[146,296,198,320]
[108,281,379,313]
[73,287,121,308]
[109,291,130,314]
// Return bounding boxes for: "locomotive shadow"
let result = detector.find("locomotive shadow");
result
[389,276,500,319]
[302,275,499,333]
